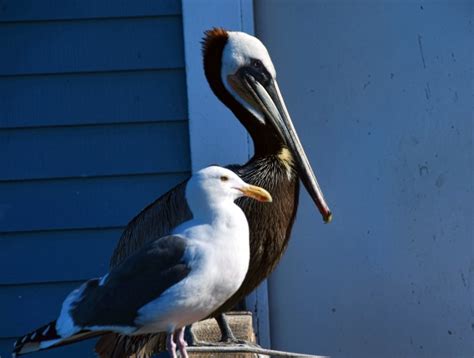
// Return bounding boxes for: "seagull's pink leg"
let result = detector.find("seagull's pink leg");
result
[166,332,177,358]
[176,327,189,358]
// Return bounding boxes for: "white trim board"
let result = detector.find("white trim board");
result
[181,0,270,348]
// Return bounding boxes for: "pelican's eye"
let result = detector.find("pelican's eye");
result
[220,176,229,182]
[251,59,263,70]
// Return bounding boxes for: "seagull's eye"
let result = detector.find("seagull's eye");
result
[220,176,229,182]
[251,59,263,69]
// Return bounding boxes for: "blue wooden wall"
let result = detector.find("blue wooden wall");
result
[0,1,189,356]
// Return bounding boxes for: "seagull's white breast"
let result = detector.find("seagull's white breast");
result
[135,203,250,333]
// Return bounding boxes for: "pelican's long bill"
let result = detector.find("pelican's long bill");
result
[234,69,332,223]
[237,184,272,203]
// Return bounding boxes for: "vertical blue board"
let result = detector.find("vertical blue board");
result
[0,1,189,357]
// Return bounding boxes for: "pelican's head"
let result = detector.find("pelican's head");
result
[203,28,277,129]
[221,31,276,125]
[202,28,332,223]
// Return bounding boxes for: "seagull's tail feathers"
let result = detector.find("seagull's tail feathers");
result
[13,320,104,357]
[13,320,61,356]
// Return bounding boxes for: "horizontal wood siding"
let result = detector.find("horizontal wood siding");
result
[0,70,186,128]
[0,281,86,337]
[0,0,180,22]
[0,1,188,357]
[1,122,189,180]
[1,173,188,232]
[0,17,184,75]
[0,228,123,285]
[0,339,97,358]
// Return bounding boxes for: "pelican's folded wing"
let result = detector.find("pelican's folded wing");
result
[110,180,191,267]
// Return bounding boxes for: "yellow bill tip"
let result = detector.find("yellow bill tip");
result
[239,185,272,203]
[324,212,333,224]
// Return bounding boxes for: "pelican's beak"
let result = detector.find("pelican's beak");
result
[234,69,332,223]
[237,185,272,203]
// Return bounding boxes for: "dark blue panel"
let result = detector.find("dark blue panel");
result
[0,2,189,354]
[0,17,184,75]
[0,228,123,285]
[0,0,181,22]
[0,173,189,232]
[0,281,87,336]
[0,338,97,358]
[1,121,190,180]
[0,69,187,128]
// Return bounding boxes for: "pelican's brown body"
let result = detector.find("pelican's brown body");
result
[96,28,330,357]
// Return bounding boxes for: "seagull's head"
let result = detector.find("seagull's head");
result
[187,166,272,210]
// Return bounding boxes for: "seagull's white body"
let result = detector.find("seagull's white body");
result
[135,202,250,334]
[13,166,271,358]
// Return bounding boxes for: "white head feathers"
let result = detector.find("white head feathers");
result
[185,166,272,220]
[220,32,277,123]
[221,31,276,79]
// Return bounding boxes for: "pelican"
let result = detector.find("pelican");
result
[95,28,332,357]
[13,166,272,358]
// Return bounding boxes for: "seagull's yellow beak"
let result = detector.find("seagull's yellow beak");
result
[237,185,272,203]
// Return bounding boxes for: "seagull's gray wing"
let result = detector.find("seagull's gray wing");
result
[69,235,191,329]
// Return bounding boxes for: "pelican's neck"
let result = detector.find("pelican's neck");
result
[226,103,285,158]
[250,126,285,158]
[227,104,297,181]
[243,144,297,185]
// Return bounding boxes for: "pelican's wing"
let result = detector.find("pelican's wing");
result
[110,179,192,268]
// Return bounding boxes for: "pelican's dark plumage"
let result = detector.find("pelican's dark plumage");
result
[95,28,332,357]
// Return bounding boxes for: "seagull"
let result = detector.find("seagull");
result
[96,28,332,357]
[12,166,272,358]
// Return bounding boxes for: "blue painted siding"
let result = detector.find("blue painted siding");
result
[1,122,189,180]
[0,229,123,284]
[0,1,188,356]
[0,17,183,75]
[0,0,181,22]
[0,70,186,127]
